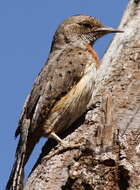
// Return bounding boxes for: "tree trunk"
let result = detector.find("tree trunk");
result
[24,0,140,189]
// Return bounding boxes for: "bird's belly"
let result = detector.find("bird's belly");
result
[43,63,97,135]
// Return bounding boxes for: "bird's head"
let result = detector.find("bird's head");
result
[51,15,123,50]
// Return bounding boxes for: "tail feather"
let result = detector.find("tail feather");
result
[6,119,30,190]
[6,127,41,189]
[6,146,25,190]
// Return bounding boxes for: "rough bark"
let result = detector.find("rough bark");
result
[24,0,140,189]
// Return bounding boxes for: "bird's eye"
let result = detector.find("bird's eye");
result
[82,23,92,28]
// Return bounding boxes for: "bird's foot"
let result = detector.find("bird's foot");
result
[49,132,81,149]
[42,132,81,161]
[60,141,81,150]
[42,142,81,162]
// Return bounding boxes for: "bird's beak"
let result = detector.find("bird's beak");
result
[95,27,124,33]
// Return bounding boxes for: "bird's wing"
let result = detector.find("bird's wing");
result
[16,47,89,136]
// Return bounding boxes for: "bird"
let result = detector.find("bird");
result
[6,15,123,190]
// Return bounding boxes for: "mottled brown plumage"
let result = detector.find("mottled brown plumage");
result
[6,15,123,190]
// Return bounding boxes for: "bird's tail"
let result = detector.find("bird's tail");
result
[6,119,40,190]
[6,118,30,190]
[6,132,40,190]
[6,139,26,190]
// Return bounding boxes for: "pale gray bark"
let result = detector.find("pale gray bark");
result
[24,0,140,189]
